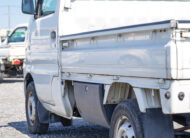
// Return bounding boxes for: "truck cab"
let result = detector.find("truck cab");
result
[22,0,190,137]
[7,25,27,65]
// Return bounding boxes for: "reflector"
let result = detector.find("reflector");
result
[13,60,21,65]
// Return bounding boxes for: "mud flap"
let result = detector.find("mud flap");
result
[37,101,49,124]
[143,109,174,138]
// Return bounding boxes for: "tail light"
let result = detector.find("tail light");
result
[13,60,21,65]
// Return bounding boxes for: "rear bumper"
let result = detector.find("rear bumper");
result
[8,56,25,61]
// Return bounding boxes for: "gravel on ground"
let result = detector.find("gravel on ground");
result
[0,78,109,138]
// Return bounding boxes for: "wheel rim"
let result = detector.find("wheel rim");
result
[27,92,36,126]
[114,116,135,138]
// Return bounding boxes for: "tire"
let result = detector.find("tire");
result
[0,72,3,82]
[25,82,49,134]
[110,99,144,138]
[60,117,72,127]
[0,63,4,82]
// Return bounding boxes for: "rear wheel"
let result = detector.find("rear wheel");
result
[110,99,144,138]
[26,82,49,134]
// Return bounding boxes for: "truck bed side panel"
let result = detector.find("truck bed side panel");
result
[61,30,172,78]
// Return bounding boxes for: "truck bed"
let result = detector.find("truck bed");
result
[60,20,190,80]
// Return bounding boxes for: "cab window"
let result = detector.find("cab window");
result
[8,27,27,43]
[41,0,58,16]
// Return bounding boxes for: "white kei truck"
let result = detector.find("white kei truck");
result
[0,24,27,81]
[22,0,190,137]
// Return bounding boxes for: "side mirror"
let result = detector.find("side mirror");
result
[0,38,8,47]
[22,0,36,15]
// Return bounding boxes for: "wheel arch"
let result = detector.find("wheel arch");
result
[104,82,136,105]
[24,73,34,96]
[104,82,162,113]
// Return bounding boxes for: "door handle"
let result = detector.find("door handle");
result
[50,31,56,39]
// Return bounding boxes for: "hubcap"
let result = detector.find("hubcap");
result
[115,116,135,138]
[27,92,36,125]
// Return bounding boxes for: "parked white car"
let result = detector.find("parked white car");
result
[0,24,27,81]
[22,0,190,137]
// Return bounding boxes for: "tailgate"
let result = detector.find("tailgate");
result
[176,21,190,79]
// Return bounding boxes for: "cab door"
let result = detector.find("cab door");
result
[30,0,59,105]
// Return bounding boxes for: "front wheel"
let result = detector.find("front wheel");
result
[110,99,144,138]
[0,63,4,82]
[25,82,49,134]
